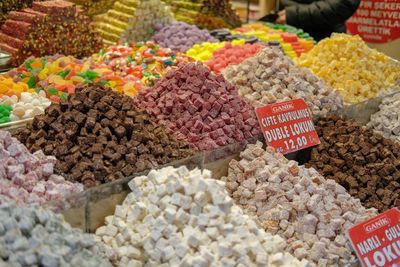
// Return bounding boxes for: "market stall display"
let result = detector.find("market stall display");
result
[368,92,400,143]
[0,1,399,263]
[163,0,241,30]
[295,33,400,103]
[224,142,377,266]
[232,23,315,58]
[135,62,261,150]
[153,22,218,52]
[0,130,83,205]
[223,47,343,116]
[305,115,400,212]
[96,166,309,266]
[93,0,173,45]
[0,202,112,266]
[0,0,103,67]
[17,84,194,187]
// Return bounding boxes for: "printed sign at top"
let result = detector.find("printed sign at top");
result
[255,99,320,154]
[346,0,400,43]
[347,208,400,267]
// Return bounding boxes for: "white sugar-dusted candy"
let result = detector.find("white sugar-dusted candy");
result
[0,92,51,121]
[368,92,400,143]
[0,202,112,266]
[96,166,309,266]
[222,47,343,117]
[223,142,377,266]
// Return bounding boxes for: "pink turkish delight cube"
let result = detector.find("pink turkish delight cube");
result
[203,102,212,111]
[180,126,190,135]
[0,148,10,159]
[41,163,54,177]
[216,119,225,128]
[216,137,228,146]
[6,164,25,178]
[242,111,253,121]
[202,124,212,133]
[209,121,219,131]
[187,132,200,143]
[32,181,46,196]
[194,120,203,131]
[209,130,220,140]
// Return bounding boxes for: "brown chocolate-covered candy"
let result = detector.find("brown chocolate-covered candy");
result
[16,84,194,187]
[305,115,400,212]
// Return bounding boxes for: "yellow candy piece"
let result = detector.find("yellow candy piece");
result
[70,76,86,84]
[38,68,49,80]
[0,83,8,94]
[295,33,400,103]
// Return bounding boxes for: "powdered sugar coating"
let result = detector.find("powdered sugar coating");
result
[222,47,343,117]
[223,142,377,266]
[0,130,83,206]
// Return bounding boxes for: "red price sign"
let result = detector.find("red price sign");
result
[346,0,400,43]
[255,99,320,154]
[347,208,400,267]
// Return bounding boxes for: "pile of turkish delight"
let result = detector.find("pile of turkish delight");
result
[0,0,102,66]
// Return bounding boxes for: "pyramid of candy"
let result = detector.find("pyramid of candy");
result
[205,42,266,74]
[223,47,343,117]
[91,41,193,88]
[295,33,400,103]
[135,62,261,150]
[2,55,142,101]
[153,22,218,52]
[96,166,309,266]
[232,23,314,58]
[0,0,103,67]
[163,0,241,30]
[0,0,33,25]
[92,0,174,46]
[17,84,194,187]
